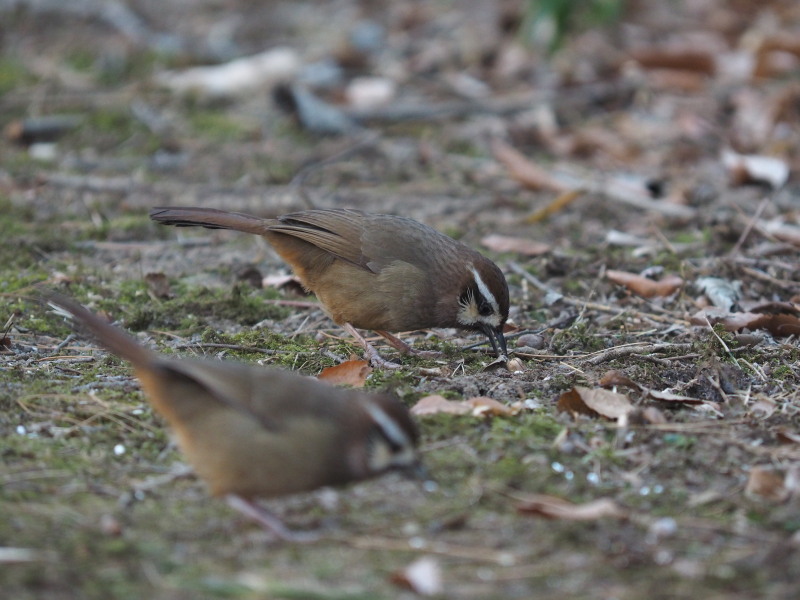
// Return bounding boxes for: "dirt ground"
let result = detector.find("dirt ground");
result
[1,1,800,598]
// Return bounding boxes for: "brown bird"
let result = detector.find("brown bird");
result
[149,207,509,367]
[46,293,421,541]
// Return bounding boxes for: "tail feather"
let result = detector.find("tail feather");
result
[149,207,269,235]
[45,292,155,368]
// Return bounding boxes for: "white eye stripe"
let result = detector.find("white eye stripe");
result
[470,266,499,314]
[363,401,411,451]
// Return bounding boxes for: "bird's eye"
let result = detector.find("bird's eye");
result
[477,298,493,316]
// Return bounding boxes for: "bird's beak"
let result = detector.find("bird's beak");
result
[480,323,508,358]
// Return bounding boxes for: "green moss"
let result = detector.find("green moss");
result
[189,111,253,142]
[0,56,34,94]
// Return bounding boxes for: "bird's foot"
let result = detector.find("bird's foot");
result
[226,495,322,543]
[375,330,442,359]
[343,323,403,369]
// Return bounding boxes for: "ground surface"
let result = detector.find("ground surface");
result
[1,1,800,598]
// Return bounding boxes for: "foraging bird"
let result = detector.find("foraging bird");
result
[149,207,509,366]
[46,293,421,541]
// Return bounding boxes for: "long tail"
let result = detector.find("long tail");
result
[44,292,155,368]
[149,207,270,235]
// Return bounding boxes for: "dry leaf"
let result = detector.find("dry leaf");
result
[466,396,518,417]
[411,394,471,416]
[745,466,789,503]
[481,234,551,256]
[599,370,641,390]
[775,427,800,445]
[696,277,741,312]
[557,386,633,420]
[750,397,777,419]
[721,149,789,189]
[691,309,800,337]
[606,270,684,298]
[646,389,704,405]
[516,494,626,520]
[491,138,570,193]
[410,395,516,417]
[630,47,715,75]
[389,556,443,596]
[317,360,372,387]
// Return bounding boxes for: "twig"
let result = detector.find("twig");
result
[174,342,297,355]
[704,317,739,368]
[582,342,693,366]
[730,196,771,256]
[507,262,688,326]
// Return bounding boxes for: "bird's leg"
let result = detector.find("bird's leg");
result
[226,495,321,543]
[342,323,402,369]
[375,330,442,359]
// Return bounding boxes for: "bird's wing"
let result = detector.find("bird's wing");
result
[162,358,344,432]
[269,209,373,271]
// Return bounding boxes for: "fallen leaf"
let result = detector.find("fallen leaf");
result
[721,149,789,189]
[775,427,800,445]
[745,466,789,503]
[606,270,684,298]
[691,309,800,337]
[389,556,443,596]
[630,47,715,74]
[557,386,633,420]
[317,360,372,387]
[646,389,704,405]
[410,395,517,417]
[695,277,741,312]
[481,234,551,256]
[621,406,668,426]
[599,370,641,390]
[466,396,518,417]
[411,394,471,416]
[516,494,626,520]
[491,138,570,193]
[750,397,777,419]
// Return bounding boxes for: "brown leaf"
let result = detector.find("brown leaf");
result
[466,396,518,417]
[557,386,633,420]
[517,494,626,520]
[606,270,684,298]
[599,370,641,390]
[775,427,800,445]
[745,466,789,503]
[410,395,517,417]
[410,394,471,416]
[691,309,800,337]
[481,234,550,256]
[389,556,443,596]
[630,47,715,75]
[317,360,371,387]
[491,138,570,193]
